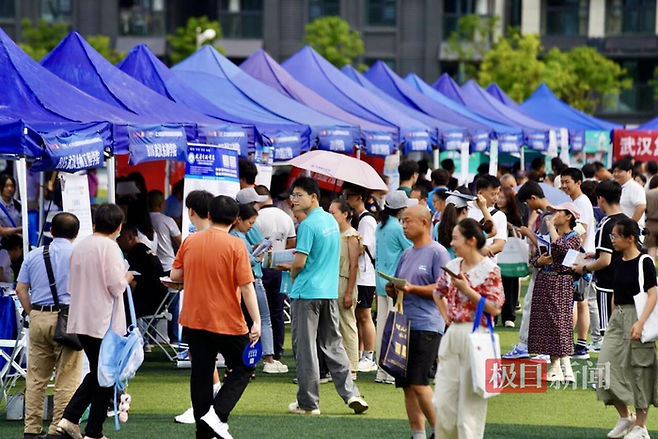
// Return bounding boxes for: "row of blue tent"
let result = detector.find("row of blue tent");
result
[0,26,645,176]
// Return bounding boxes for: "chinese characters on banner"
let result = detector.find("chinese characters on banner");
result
[613,129,658,162]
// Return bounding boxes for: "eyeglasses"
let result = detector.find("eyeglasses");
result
[290,193,306,200]
[609,234,619,241]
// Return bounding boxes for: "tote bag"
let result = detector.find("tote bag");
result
[98,286,144,430]
[469,296,501,399]
[379,292,410,380]
[633,254,658,343]
[497,232,529,278]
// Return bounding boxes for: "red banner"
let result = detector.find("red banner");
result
[613,129,658,162]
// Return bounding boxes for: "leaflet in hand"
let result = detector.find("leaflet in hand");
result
[263,249,296,269]
[377,271,407,286]
[562,249,594,268]
[252,240,272,257]
[160,276,182,285]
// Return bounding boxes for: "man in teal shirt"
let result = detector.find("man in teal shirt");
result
[286,177,369,416]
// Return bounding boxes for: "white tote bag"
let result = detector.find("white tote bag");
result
[469,297,501,399]
[497,233,529,278]
[633,254,658,343]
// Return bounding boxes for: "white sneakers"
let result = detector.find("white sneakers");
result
[357,358,378,373]
[504,320,515,328]
[288,401,321,415]
[174,406,195,424]
[200,407,234,439]
[56,419,83,439]
[347,396,369,414]
[374,368,395,384]
[608,413,637,438]
[624,426,650,439]
[263,360,289,374]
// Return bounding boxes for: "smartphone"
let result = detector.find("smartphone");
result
[441,266,461,278]
[539,245,548,255]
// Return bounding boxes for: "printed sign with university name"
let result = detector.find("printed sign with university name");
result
[442,131,464,151]
[317,127,354,153]
[32,130,106,172]
[402,130,431,154]
[363,131,395,157]
[128,125,187,165]
[199,124,250,158]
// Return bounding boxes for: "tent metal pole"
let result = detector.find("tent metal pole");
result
[38,172,45,239]
[356,146,361,160]
[489,140,498,176]
[16,158,29,256]
[432,148,439,170]
[460,142,469,185]
[107,156,116,204]
[520,146,525,171]
[164,160,171,198]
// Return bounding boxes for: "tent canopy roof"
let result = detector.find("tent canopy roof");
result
[486,83,519,109]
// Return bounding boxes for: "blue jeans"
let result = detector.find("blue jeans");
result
[255,279,274,356]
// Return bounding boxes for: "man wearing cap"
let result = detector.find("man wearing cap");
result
[385,204,450,439]
[374,191,415,384]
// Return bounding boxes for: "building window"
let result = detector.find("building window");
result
[310,0,340,20]
[606,0,657,36]
[599,59,657,114]
[508,0,522,29]
[41,0,72,22]
[367,0,396,26]
[119,0,166,36]
[219,0,263,39]
[443,0,490,38]
[0,0,15,19]
[542,0,589,36]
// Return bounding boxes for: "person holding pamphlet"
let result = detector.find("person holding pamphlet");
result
[597,218,658,439]
[384,204,450,439]
[433,219,504,439]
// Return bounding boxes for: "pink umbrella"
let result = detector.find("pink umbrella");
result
[286,150,388,191]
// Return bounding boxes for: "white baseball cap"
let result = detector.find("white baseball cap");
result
[384,190,418,210]
[236,188,268,205]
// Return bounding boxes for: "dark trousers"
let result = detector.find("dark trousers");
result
[62,335,113,439]
[262,268,285,359]
[501,276,520,323]
[185,327,254,439]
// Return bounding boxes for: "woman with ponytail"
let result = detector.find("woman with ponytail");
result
[437,193,495,258]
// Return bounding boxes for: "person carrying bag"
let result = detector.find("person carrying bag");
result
[378,291,410,379]
[469,296,501,399]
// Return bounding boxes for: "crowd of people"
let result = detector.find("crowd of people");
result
[10,153,658,439]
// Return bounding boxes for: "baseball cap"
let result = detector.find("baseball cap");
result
[547,202,581,220]
[236,188,268,205]
[384,190,418,210]
[444,192,475,209]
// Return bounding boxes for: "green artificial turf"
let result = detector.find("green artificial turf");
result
[2,287,658,438]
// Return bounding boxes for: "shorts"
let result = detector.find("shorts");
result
[395,330,442,388]
[356,285,376,309]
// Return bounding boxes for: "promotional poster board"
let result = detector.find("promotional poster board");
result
[60,173,93,242]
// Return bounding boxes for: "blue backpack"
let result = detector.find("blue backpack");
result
[97,285,144,430]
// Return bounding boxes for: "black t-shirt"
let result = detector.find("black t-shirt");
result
[126,243,168,317]
[613,254,657,305]
[594,213,629,291]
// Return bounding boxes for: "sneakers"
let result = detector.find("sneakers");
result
[174,406,195,424]
[624,426,650,439]
[288,401,321,415]
[533,354,551,363]
[56,419,83,439]
[357,358,378,373]
[319,373,332,384]
[347,396,369,414]
[504,320,515,328]
[263,360,289,374]
[588,340,603,353]
[375,369,395,384]
[572,345,590,360]
[200,407,234,439]
[607,413,637,438]
[502,345,530,359]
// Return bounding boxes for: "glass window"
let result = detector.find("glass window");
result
[367,0,396,26]
[443,0,490,38]
[310,0,340,20]
[606,0,657,35]
[219,0,263,39]
[41,0,72,22]
[508,0,522,28]
[119,0,166,36]
[0,0,15,19]
[542,0,589,36]
[598,59,657,114]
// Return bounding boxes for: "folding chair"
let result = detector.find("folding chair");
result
[0,293,28,414]
[138,288,181,363]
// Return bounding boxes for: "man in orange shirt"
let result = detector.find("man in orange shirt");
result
[171,195,261,439]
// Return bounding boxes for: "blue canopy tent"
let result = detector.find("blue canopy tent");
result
[118,44,298,153]
[640,118,658,130]
[282,46,433,155]
[433,73,470,106]
[239,49,397,154]
[172,45,361,160]
[42,32,254,162]
[486,84,520,109]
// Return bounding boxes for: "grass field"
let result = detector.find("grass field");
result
[2,290,658,438]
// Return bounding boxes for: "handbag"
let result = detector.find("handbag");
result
[98,285,144,430]
[43,244,82,351]
[633,254,658,342]
[469,296,501,399]
[378,291,410,380]
[497,231,529,277]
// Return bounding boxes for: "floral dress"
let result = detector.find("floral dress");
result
[527,231,581,357]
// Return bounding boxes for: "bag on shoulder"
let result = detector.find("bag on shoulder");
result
[633,254,658,343]
[378,291,410,380]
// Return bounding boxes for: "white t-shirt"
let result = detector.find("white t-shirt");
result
[254,205,296,253]
[150,212,182,272]
[356,211,377,286]
[138,230,158,256]
[621,179,647,228]
[468,205,508,262]
[573,193,595,253]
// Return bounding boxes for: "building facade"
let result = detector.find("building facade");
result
[0,0,656,124]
